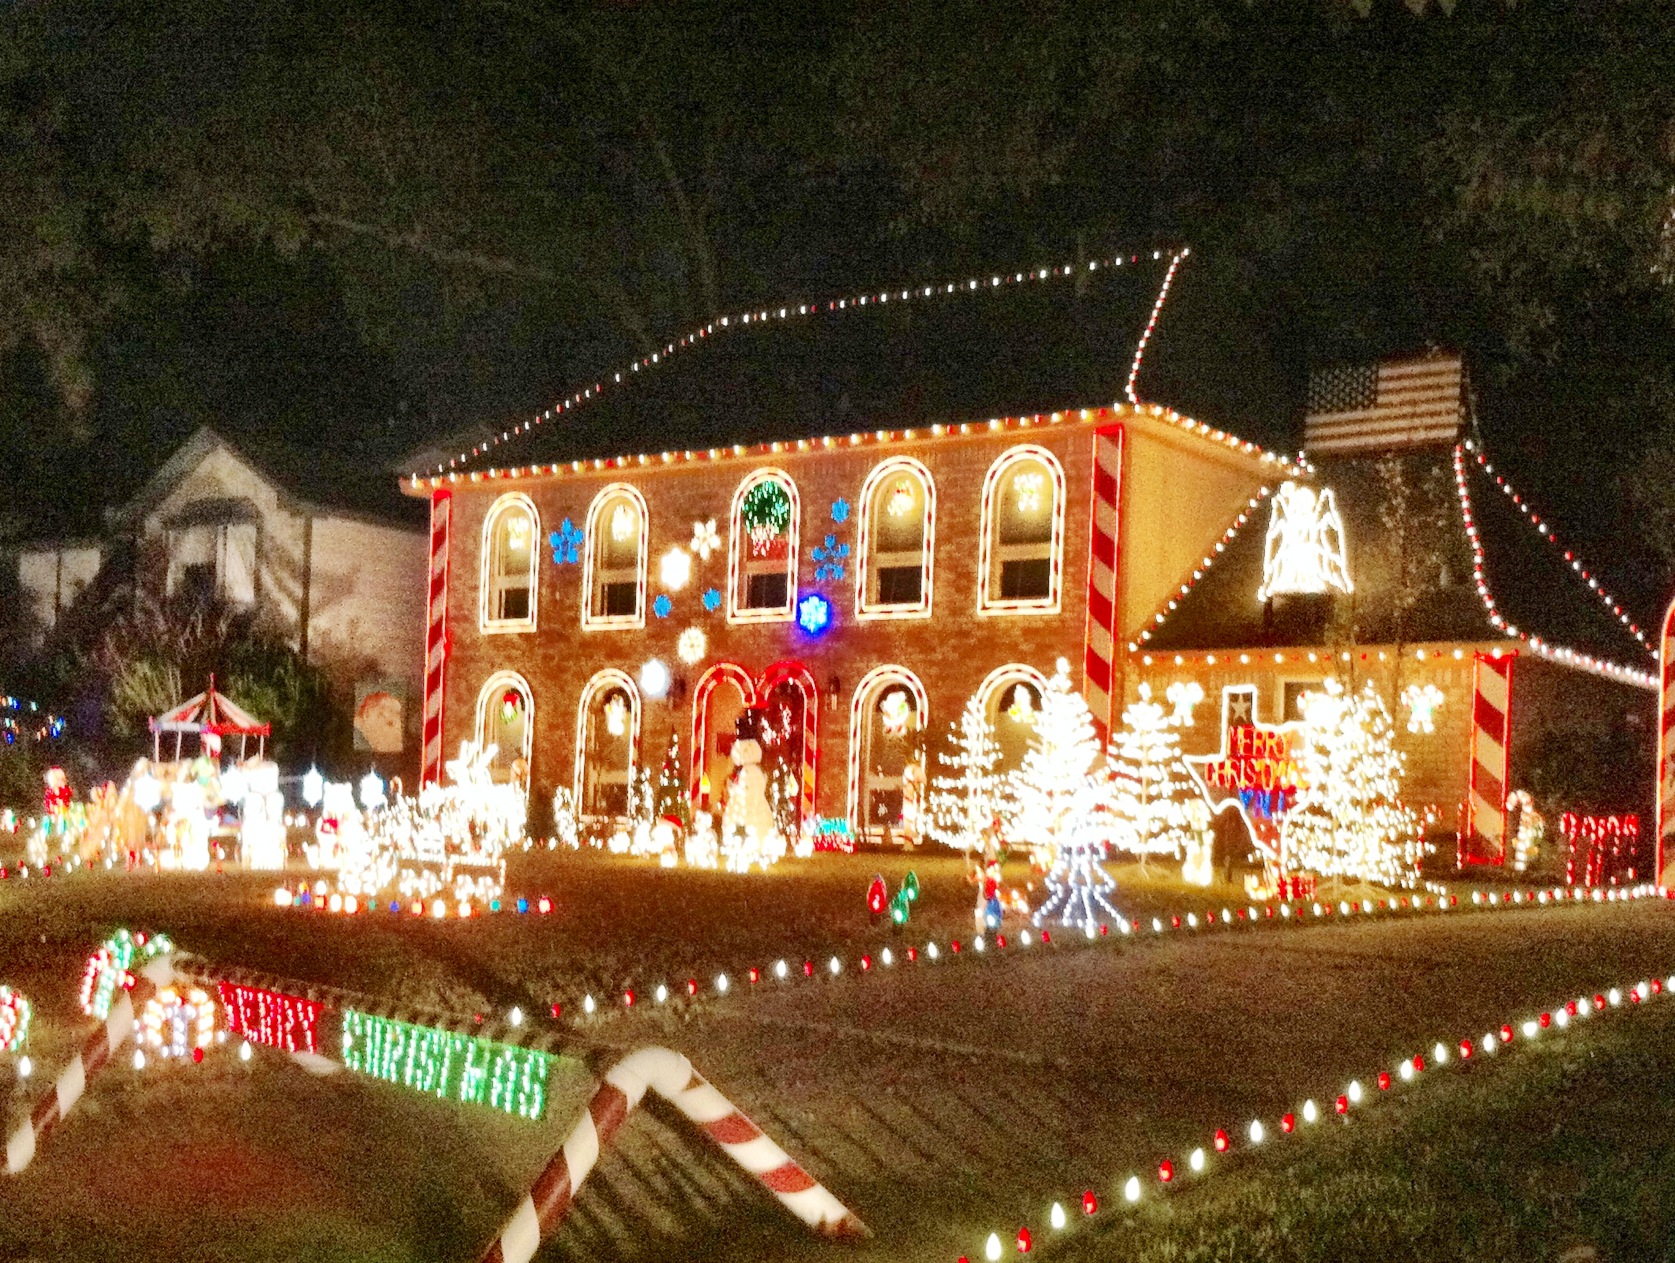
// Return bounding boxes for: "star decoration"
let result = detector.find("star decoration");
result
[549,518,583,565]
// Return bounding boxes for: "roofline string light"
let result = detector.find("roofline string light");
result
[1453,443,1656,690]
[412,247,1190,481]
[1125,248,1185,405]
[1128,486,1279,653]
[1462,440,1653,657]
[413,401,1298,494]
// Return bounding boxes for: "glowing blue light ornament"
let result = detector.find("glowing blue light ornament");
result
[549,518,583,565]
[653,594,672,618]
[702,587,722,612]
[831,497,850,524]
[797,593,831,636]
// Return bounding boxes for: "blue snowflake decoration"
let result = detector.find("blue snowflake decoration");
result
[702,587,722,612]
[830,497,850,525]
[549,518,583,565]
[797,593,832,636]
[812,534,850,583]
[653,594,672,619]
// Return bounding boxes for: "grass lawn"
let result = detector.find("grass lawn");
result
[2,852,1672,1262]
[1053,989,1675,1263]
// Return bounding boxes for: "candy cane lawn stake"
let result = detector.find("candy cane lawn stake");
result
[5,953,173,1174]
[478,1046,865,1263]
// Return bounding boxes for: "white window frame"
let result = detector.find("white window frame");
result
[845,664,929,835]
[573,668,641,822]
[473,669,535,786]
[855,457,935,621]
[581,484,648,630]
[976,445,1066,615]
[727,468,800,624]
[479,493,540,634]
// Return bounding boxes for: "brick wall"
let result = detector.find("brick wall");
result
[431,407,1274,827]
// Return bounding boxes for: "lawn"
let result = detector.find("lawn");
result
[1,853,1672,1262]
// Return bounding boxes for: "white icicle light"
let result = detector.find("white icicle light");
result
[1190,1147,1205,1172]
[1124,1175,1141,1203]
[1050,1202,1066,1229]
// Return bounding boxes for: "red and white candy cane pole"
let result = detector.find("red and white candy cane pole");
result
[478,1046,865,1263]
[5,955,172,1174]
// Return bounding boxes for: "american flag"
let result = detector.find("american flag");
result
[1304,353,1464,455]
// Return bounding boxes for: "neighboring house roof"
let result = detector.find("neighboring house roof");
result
[112,426,425,532]
[1138,440,1655,689]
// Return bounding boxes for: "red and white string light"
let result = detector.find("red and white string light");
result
[413,248,1190,481]
[1453,442,1656,689]
[1127,485,1282,653]
[959,967,1675,1261]
[265,877,1666,1033]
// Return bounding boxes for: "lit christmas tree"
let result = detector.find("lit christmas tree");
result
[1280,678,1421,888]
[1107,683,1199,869]
[1008,659,1121,931]
[653,731,690,831]
[925,692,1004,852]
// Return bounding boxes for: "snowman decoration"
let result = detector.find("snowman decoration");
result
[720,710,784,872]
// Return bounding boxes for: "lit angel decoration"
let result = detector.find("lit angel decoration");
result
[604,695,629,738]
[1400,682,1444,734]
[690,518,721,561]
[610,503,638,543]
[1165,680,1205,727]
[1257,482,1352,602]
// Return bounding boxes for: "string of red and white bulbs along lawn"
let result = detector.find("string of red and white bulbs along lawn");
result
[260,879,1664,1034]
[959,967,1675,1261]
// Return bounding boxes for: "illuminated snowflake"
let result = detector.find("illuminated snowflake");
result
[797,594,831,635]
[690,518,721,561]
[831,498,850,524]
[702,587,722,612]
[812,534,850,582]
[549,518,583,565]
[653,594,672,618]
[677,627,707,665]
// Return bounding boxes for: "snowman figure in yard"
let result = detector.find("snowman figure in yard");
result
[720,710,782,871]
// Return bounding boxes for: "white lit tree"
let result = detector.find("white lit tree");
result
[1107,683,1200,869]
[925,692,1004,852]
[1280,678,1422,889]
[1008,659,1121,931]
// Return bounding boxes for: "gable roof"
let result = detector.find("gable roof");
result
[1137,440,1655,689]
[407,247,1287,482]
[113,426,425,532]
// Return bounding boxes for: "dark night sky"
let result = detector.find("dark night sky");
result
[2,1,1674,622]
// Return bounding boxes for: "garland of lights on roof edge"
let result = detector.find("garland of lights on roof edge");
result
[1453,441,1655,689]
[412,245,1193,481]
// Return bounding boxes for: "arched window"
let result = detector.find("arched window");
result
[857,457,934,619]
[480,494,539,631]
[574,669,640,819]
[847,665,929,836]
[978,446,1065,613]
[975,664,1050,777]
[690,663,755,813]
[728,469,799,623]
[582,484,647,629]
[474,670,534,787]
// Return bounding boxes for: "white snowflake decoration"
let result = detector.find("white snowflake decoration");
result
[660,547,692,590]
[677,627,707,665]
[690,518,721,561]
